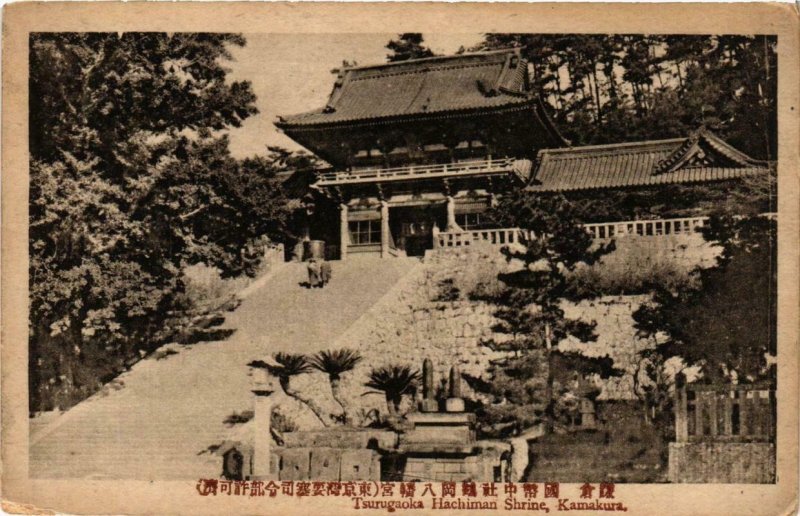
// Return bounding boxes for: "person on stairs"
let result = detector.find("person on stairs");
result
[320,260,332,287]
[307,258,321,288]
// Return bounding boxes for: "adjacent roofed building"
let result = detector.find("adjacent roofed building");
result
[275,50,771,260]
[528,129,769,193]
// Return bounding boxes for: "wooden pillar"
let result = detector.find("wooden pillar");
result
[302,214,311,242]
[252,382,275,479]
[380,200,390,258]
[709,392,719,437]
[446,196,457,231]
[740,390,749,437]
[339,204,349,261]
[674,373,688,442]
[723,392,733,436]
[694,392,705,436]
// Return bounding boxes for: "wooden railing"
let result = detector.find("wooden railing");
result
[674,382,775,443]
[436,227,524,248]
[583,213,778,240]
[583,216,708,240]
[315,158,523,186]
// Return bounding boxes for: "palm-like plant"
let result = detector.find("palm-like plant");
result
[309,349,363,425]
[249,353,330,427]
[364,365,421,420]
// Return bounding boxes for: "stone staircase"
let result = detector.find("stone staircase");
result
[30,256,419,480]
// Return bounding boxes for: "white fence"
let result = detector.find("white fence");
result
[434,214,777,249]
[436,227,524,248]
[435,217,706,249]
[582,217,708,240]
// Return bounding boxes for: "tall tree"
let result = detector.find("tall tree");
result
[469,194,620,436]
[28,33,299,412]
[386,33,436,62]
[633,215,777,384]
[478,34,777,159]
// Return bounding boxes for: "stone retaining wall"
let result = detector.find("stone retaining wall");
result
[271,447,381,481]
[291,237,717,427]
[668,442,775,483]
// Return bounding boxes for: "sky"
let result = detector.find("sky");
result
[225,33,483,159]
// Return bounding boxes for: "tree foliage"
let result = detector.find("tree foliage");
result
[310,349,363,424]
[477,34,776,160]
[633,216,777,384]
[386,33,436,62]
[364,365,421,420]
[470,194,621,436]
[249,354,331,427]
[29,33,305,412]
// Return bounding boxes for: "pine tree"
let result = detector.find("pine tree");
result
[477,34,777,159]
[633,215,777,384]
[385,33,435,62]
[469,194,621,436]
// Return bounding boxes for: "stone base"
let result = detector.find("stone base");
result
[446,397,465,412]
[419,399,439,412]
[402,412,476,446]
[668,442,775,483]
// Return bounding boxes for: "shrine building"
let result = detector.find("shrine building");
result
[275,48,770,259]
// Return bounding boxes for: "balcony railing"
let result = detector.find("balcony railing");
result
[315,158,526,186]
[435,227,525,248]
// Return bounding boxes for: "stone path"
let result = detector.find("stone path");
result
[30,257,418,479]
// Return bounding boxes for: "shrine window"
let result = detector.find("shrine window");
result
[349,220,381,245]
[456,212,487,230]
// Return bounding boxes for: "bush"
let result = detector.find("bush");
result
[568,258,697,297]
[566,237,706,296]
[272,407,299,433]
[182,263,251,313]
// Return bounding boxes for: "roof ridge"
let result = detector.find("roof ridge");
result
[340,47,521,73]
[652,129,768,175]
[349,60,505,82]
[539,138,685,155]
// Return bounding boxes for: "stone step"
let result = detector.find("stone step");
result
[30,257,420,480]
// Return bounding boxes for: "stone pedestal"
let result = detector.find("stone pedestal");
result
[251,375,277,479]
[446,397,465,412]
[401,412,476,447]
[420,399,439,412]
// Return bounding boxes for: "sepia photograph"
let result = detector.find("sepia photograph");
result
[3,3,799,515]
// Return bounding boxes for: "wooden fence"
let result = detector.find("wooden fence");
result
[674,382,775,443]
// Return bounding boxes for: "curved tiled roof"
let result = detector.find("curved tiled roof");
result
[276,49,534,128]
[528,131,769,192]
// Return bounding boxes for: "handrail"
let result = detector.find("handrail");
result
[582,216,709,239]
[436,214,778,247]
[435,227,524,248]
[316,158,518,184]
[583,213,778,240]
